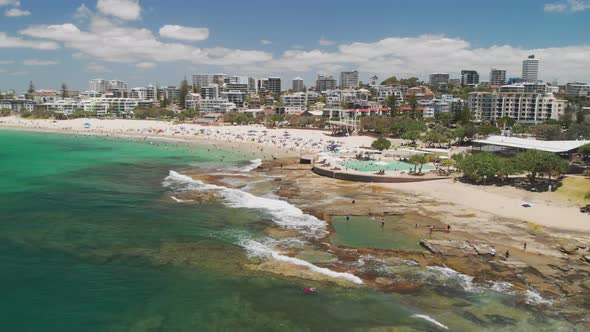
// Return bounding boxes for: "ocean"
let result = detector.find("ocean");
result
[0,129,578,331]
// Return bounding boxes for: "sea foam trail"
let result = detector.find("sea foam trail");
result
[411,314,449,330]
[240,159,262,172]
[163,171,327,237]
[240,239,363,284]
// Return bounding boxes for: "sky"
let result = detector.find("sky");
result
[0,0,589,93]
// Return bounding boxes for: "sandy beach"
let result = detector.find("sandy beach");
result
[2,116,588,233]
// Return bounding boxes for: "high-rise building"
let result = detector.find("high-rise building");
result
[89,79,127,93]
[192,74,213,90]
[248,77,256,93]
[340,71,359,89]
[292,77,304,92]
[213,74,227,86]
[266,77,281,94]
[316,74,337,92]
[522,55,539,82]
[429,73,450,87]
[200,84,219,99]
[489,69,507,86]
[460,70,479,86]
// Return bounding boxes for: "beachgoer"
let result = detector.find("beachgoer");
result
[304,287,317,293]
[352,200,355,204]
[447,225,451,232]
[505,250,510,259]
[490,247,496,257]
[381,219,385,227]
[415,223,418,228]
[523,242,527,250]
[429,225,434,234]
[345,215,350,221]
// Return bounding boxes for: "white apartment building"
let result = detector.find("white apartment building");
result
[160,86,180,100]
[200,98,236,113]
[468,91,565,124]
[192,74,213,90]
[281,92,307,111]
[130,85,157,100]
[565,82,590,97]
[340,71,359,89]
[220,90,246,108]
[0,99,35,113]
[201,84,219,99]
[522,55,539,82]
[89,79,128,93]
[185,93,201,110]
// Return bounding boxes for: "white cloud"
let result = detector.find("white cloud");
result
[544,0,590,12]
[96,0,141,21]
[159,25,209,41]
[0,32,60,50]
[19,17,270,67]
[10,71,28,76]
[319,38,336,46]
[74,4,92,21]
[0,0,20,6]
[86,62,111,73]
[5,7,30,16]
[23,59,59,66]
[135,61,155,69]
[260,39,272,45]
[0,60,15,64]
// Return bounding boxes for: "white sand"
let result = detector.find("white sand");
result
[0,117,375,157]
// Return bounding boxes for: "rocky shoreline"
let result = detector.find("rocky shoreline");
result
[179,157,590,327]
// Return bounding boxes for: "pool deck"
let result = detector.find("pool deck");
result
[312,165,450,183]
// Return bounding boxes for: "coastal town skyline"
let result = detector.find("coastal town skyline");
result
[1,0,590,91]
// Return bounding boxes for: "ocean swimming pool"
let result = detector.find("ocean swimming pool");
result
[342,160,434,172]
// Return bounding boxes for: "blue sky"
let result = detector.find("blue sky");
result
[0,0,589,93]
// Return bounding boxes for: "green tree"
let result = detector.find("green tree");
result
[514,150,569,181]
[457,152,501,183]
[434,112,454,127]
[456,105,472,125]
[380,76,399,85]
[477,125,501,137]
[529,124,562,140]
[178,77,190,110]
[408,154,431,173]
[386,95,399,117]
[27,81,35,94]
[579,143,590,159]
[0,108,11,116]
[407,95,419,119]
[496,116,515,131]
[61,83,67,99]
[371,137,392,151]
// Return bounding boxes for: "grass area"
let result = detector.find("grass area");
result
[555,176,590,204]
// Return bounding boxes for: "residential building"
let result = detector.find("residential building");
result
[222,83,248,95]
[31,89,61,103]
[281,92,307,112]
[467,90,565,124]
[185,93,201,110]
[0,99,35,113]
[316,75,337,92]
[192,74,213,90]
[429,73,450,87]
[248,77,257,93]
[220,90,246,108]
[212,74,227,86]
[266,77,281,94]
[159,86,180,101]
[89,79,127,94]
[522,55,539,82]
[200,98,236,113]
[565,82,590,97]
[489,69,507,86]
[340,71,359,89]
[449,78,461,86]
[130,85,157,100]
[292,77,304,92]
[460,70,479,87]
[201,84,219,99]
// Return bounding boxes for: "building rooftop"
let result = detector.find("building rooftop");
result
[473,135,590,153]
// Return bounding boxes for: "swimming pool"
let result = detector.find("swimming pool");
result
[342,160,434,172]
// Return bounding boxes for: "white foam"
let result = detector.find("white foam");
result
[240,159,262,172]
[426,266,483,293]
[170,196,193,203]
[411,314,449,330]
[240,239,363,284]
[163,171,327,237]
[525,289,553,305]
[375,161,389,166]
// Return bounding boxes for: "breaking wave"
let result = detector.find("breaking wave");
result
[240,159,262,172]
[163,170,327,237]
[240,239,363,284]
[411,314,449,330]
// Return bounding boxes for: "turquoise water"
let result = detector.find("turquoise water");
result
[0,129,579,331]
[330,216,426,251]
[342,160,434,172]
